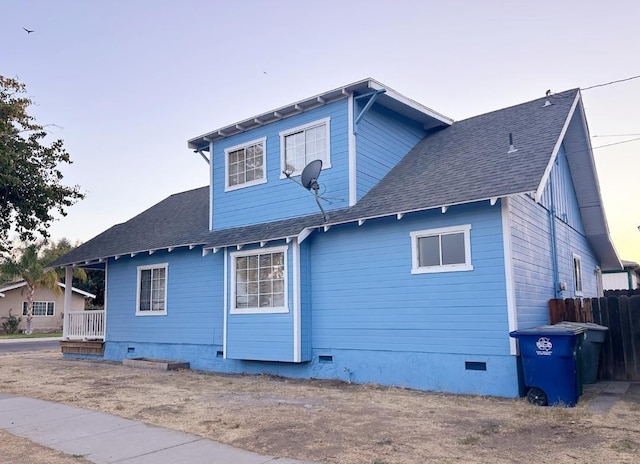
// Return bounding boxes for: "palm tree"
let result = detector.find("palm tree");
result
[0,244,60,335]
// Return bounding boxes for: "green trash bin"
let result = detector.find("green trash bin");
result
[556,322,608,384]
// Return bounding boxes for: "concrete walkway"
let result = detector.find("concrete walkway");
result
[0,394,318,464]
[0,336,62,343]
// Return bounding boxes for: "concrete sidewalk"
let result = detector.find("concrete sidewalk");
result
[0,394,318,464]
[0,336,62,343]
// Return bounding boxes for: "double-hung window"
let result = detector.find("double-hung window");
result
[137,263,168,315]
[225,137,267,191]
[573,254,583,296]
[410,225,473,274]
[231,246,288,314]
[280,118,330,176]
[23,301,54,316]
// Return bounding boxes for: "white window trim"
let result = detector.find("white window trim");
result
[279,117,331,178]
[230,245,289,314]
[224,137,268,192]
[410,224,473,274]
[22,301,55,317]
[573,253,583,296]
[136,263,168,316]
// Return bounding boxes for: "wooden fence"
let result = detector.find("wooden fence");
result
[548,296,640,381]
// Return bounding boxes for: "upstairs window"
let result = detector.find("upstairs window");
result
[23,301,54,316]
[225,137,266,191]
[280,118,331,176]
[410,225,473,274]
[137,263,168,315]
[231,246,288,314]
[573,254,583,296]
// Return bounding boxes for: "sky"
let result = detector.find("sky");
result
[2,0,639,264]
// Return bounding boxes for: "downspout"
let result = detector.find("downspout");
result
[548,161,561,298]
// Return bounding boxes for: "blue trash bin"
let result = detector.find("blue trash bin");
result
[510,325,586,407]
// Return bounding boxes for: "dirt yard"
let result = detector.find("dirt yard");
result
[1,350,639,464]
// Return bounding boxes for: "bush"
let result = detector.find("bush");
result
[1,309,22,334]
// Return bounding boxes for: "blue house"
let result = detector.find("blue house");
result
[51,79,621,398]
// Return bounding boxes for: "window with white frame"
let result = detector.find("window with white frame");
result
[280,118,330,176]
[410,225,473,274]
[22,301,54,316]
[231,246,288,314]
[573,254,583,296]
[136,263,168,315]
[225,137,266,190]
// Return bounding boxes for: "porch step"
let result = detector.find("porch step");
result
[122,358,190,371]
[60,340,105,356]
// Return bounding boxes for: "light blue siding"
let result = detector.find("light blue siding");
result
[225,242,295,362]
[510,147,601,329]
[309,204,510,356]
[509,194,555,328]
[356,102,425,201]
[106,248,222,345]
[211,100,349,230]
[299,240,312,361]
[540,145,584,233]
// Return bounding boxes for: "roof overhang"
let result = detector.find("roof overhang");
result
[536,92,621,271]
[187,78,453,151]
[0,281,96,299]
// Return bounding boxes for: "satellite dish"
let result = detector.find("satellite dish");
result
[300,159,322,190]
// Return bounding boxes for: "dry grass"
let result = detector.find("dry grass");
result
[1,350,640,464]
[0,429,93,464]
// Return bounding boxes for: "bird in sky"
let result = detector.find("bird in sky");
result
[23,27,34,34]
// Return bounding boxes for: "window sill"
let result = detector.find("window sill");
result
[411,264,474,274]
[279,162,332,179]
[230,307,289,315]
[225,177,267,192]
[135,311,168,316]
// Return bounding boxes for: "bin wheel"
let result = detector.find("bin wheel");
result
[527,387,548,406]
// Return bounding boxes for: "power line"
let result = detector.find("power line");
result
[581,74,640,91]
[593,133,640,138]
[591,136,640,151]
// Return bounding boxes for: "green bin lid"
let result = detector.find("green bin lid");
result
[554,321,609,332]
[510,324,586,338]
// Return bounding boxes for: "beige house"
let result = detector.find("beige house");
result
[0,281,95,333]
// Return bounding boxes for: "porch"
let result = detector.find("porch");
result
[63,310,105,341]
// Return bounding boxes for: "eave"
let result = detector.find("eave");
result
[187,78,453,150]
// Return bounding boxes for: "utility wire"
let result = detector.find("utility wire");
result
[582,75,640,91]
[593,133,640,138]
[591,137,640,151]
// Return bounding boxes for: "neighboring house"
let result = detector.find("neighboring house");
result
[0,281,95,333]
[50,78,621,398]
[603,259,640,290]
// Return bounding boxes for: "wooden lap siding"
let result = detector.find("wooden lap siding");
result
[510,144,600,330]
[309,204,509,356]
[211,99,349,230]
[106,248,223,345]
[355,103,425,201]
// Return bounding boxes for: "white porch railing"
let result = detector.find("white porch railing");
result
[64,310,105,340]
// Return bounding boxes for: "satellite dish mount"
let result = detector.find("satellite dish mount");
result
[283,159,329,222]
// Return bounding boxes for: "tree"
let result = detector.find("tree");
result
[0,76,84,253]
[0,243,60,334]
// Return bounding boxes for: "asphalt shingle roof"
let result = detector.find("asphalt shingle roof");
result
[50,89,594,267]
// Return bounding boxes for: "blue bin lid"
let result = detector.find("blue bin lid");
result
[554,321,609,332]
[510,324,586,338]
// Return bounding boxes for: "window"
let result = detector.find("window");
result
[410,225,473,274]
[573,254,583,296]
[280,118,330,176]
[225,137,267,191]
[136,263,168,315]
[22,301,54,316]
[231,246,288,314]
